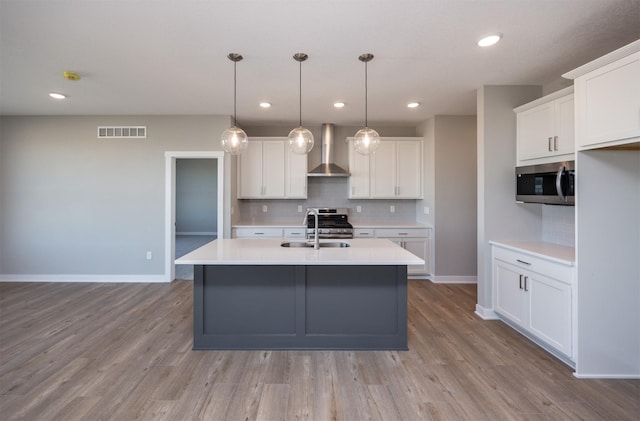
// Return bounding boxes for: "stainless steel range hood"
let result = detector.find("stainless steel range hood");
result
[308,123,350,177]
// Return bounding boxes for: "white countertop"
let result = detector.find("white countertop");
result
[490,241,575,265]
[176,238,425,266]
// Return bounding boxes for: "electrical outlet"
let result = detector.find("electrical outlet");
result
[146,251,152,260]
[356,205,362,213]
[390,205,395,213]
[262,205,268,213]
[424,206,430,215]
[297,205,303,213]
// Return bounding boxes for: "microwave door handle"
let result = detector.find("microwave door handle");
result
[556,166,566,202]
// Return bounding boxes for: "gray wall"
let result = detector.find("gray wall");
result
[576,149,640,377]
[476,86,544,315]
[417,116,477,281]
[0,115,231,278]
[176,158,218,234]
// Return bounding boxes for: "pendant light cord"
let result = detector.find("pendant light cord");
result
[364,60,368,128]
[233,60,238,127]
[298,59,302,127]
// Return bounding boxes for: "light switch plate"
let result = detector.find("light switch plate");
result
[262,205,268,213]
[390,205,395,213]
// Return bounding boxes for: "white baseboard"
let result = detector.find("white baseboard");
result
[176,231,217,236]
[431,275,477,284]
[574,373,640,379]
[0,274,169,283]
[474,304,499,320]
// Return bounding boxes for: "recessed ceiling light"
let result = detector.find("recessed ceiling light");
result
[477,33,502,47]
[259,102,271,108]
[333,102,345,108]
[407,102,420,108]
[49,92,66,99]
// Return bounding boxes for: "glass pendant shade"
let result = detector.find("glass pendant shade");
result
[221,125,248,155]
[353,126,380,155]
[288,126,314,154]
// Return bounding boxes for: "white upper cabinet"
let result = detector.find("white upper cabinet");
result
[514,87,574,165]
[285,146,308,198]
[237,137,307,199]
[349,138,423,199]
[348,140,370,199]
[563,41,640,150]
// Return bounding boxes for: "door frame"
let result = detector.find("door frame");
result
[165,151,224,282]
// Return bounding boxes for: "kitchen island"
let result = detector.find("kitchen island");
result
[175,238,424,350]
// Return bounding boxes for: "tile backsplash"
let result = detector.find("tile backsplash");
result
[237,177,417,224]
[542,205,575,247]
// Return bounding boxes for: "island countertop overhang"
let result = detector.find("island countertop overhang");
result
[175,238,425,266]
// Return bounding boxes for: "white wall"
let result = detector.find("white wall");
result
[476,86,544,317]
[0,115,231,280]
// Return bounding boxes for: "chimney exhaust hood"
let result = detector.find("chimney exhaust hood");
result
[308,123,350,177]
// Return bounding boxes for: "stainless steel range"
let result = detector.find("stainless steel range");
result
[306,208,354,239]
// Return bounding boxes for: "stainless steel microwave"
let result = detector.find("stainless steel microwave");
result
[516,161,575,205]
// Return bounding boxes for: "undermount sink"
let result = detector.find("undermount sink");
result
[281,241,351,248]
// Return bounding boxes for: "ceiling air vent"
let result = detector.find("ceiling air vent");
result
[97,126,147,139]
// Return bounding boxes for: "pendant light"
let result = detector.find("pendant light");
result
[288,53,314,154]
[220,53,248,155]
[353,53,380,155]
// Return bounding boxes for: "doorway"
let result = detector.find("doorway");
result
[165,151,224,282]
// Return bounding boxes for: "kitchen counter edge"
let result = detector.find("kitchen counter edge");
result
[490,241,575,265]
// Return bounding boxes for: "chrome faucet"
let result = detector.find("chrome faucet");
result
[303,208,320,250]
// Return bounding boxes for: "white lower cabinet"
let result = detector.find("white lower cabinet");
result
[374,228,431,276]
[492,244,574,360]
[232,227,283,238]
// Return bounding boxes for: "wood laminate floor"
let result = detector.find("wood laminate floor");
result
[1,280,638,420]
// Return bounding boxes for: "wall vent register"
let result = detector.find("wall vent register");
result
[97,126,147,139]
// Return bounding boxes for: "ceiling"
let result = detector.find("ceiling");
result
[1,0,639,127]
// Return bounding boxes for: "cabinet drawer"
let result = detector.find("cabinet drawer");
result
[283,228,306,239]
[354,228,375,238]
[233,228,283,238]
[492,246,573,284]
[375,228,430,238]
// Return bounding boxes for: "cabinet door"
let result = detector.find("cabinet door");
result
[348,141,370,198]
[286,148,307,198]
[238,141,264,198]
[554,94,575,156]
[396,141,422,198]
[404,238,429,275]
[370,142,397,198]
[527,273,572,357]
[494,260,526,327]
[261,141,286,198]
[575,51,640,148]
[517,101,555,162]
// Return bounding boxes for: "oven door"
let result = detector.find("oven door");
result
[516,161,575,205]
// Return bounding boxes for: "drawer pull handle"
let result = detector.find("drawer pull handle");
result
[516,259,531,265]
[255,232,264,235]
[398,233,408,236]
[519,274,523,290]
[524,276,529,292]
[360,233,370,235]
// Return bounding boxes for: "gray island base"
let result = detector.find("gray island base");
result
[193,264,408,350]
